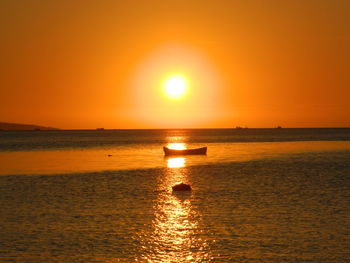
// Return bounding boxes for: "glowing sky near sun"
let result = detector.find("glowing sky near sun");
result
[0,0,349,128]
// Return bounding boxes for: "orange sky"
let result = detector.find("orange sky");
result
[1,0,349,129]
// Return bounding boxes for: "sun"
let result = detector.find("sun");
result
[164,75,187,99]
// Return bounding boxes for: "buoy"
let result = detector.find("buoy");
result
[172,183,192,191]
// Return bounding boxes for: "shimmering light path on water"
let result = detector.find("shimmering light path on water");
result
[0,141,350,175]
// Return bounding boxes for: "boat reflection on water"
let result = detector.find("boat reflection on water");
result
[140,143,212,262]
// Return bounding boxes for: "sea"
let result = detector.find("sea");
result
[0,128,349,262]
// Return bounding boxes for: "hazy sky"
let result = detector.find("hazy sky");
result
[1,0,349,128]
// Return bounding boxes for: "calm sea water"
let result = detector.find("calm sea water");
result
[0,129,349,262]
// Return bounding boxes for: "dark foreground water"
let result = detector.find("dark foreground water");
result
[0,129,349,262]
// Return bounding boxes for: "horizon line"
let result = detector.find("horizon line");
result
[4,127,350,131]
[1,121,350,130]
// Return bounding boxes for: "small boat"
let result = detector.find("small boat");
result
[163,146,207,156]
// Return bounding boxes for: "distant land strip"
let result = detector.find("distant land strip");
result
[0,122,58,130]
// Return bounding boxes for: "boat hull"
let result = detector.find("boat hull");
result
[163,146,207,156]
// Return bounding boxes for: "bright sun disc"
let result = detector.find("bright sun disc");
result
[164,75,187,99]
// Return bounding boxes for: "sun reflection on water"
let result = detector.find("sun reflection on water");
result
[166,157,186,168]
[142,168,211,262]
[138,141,211,261]
[136,136,212,261]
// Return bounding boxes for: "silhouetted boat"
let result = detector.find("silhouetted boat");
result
[163,146,207,156]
